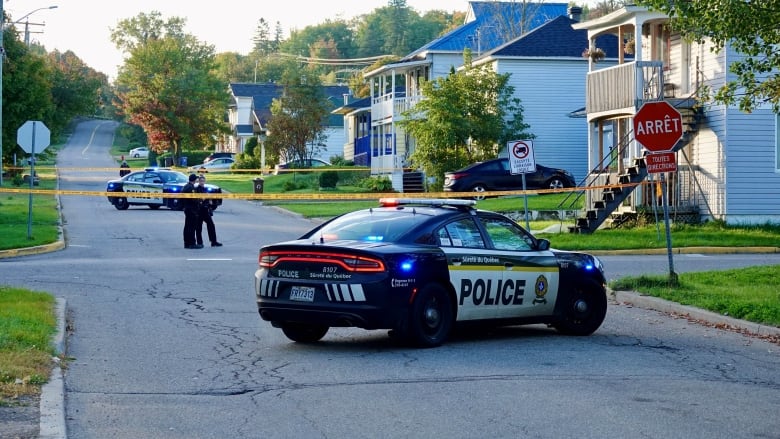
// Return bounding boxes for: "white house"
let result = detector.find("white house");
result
[570,5,780,231]
[227,83,349,168]
[361,1,571,192]
[471,11,624,183]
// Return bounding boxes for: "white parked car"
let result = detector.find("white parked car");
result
[188,157,235,173]
[128,147,150,159]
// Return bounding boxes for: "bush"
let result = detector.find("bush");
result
[359,175,394,192]
[319,171,339,188]
[234,152,261,170]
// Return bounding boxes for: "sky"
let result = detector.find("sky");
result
[6,1,595,81]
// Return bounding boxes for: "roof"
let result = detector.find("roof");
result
[229,83,349,127]
[482,15,628,59]
[403,1,569,59]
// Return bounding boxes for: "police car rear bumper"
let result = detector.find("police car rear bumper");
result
[257,302,404,330]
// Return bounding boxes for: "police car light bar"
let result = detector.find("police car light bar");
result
[379,198,477,208]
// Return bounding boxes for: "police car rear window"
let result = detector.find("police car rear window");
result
[314,210,428,243]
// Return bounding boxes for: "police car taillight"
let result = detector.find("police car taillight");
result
[259,250,386,272]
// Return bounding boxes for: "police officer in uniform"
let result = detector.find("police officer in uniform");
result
[195,175,222,247]
[182,174,201,249]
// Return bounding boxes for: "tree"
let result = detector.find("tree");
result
[111,12,229,160]
[636,0,780,113]
[2,27,55,163]
[399,51,532,189]
[265,69,332,165]
[46,50,107,133]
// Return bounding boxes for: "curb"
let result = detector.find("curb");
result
[611,289,780,338]
[40,297,67,439]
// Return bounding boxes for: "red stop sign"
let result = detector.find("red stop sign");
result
[633,101,683,152]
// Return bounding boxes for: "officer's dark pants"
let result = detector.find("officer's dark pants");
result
[183,209,199,247]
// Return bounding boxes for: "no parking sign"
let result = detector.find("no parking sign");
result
[508,140,536,174]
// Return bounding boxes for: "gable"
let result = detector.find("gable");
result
[405,2,569,58]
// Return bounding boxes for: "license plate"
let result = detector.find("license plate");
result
[289,286,315,302]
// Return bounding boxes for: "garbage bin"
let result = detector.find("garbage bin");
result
[163,157,173,167]
[179,156,188,167]
[253,178,264,194]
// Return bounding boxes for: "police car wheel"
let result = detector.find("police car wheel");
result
[407,284,453,348]
[114,198,129,210]
[553,283,607,336]
[148,204,161,210]
[281,323,329,343]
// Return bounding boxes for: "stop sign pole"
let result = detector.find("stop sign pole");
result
[633,102,683,284]
[17,121,52,239]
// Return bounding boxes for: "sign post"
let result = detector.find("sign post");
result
[508,140,536,230]
[17,121,51,239]
[633,102,683,284]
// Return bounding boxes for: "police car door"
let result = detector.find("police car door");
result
[124,171,163,205]
[437,217,504,321]
[477,214,559,318]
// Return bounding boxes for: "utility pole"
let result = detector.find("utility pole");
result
[1,0,5,186]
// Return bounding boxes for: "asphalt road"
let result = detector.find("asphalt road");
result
[1,120,779,438]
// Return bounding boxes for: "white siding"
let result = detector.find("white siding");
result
[494,58,590,182]
[317,127,346,162]
[430,53,466,79]
[724,109,780,222]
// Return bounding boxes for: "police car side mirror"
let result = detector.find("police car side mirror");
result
[537,238,550,251]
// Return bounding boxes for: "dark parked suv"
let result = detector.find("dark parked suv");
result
[443,158,575,199]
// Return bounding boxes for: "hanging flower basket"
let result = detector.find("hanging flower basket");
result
[582,47,606,62]
[624,39,635,55]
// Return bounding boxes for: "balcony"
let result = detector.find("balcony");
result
[584,61,665,120]
[370,92,423,125]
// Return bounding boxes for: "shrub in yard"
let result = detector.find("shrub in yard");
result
[359,176,394,192]
[319,171,339,189]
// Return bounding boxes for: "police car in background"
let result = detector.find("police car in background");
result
[106,168,223,211]
[255,198,607,348]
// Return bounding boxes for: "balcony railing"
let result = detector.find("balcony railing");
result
[585,61,664,116]
[371,92,424,125]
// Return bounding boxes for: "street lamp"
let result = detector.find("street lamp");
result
[12,5,57,46]
[0,4,57,185]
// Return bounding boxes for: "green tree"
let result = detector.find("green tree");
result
[2,27,55,163]
[399,51,532,189]
[265,69,332,164]
[111,12,229,161]
[46,50,106,133]
[636,0,780,112]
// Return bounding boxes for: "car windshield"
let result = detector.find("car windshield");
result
[309,210,429,243]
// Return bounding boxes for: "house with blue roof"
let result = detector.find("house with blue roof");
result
[227,82,350,169]
[360,1,573,191]
[470,11,625,183]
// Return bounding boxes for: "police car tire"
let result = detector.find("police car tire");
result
[553,282,607,336]
[281,323,329,343]
[114,198,129,210]
[407,284,453,348]
[148,204,161,210]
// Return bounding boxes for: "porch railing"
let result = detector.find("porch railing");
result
[371,92,424,124]
[585,61,665,115]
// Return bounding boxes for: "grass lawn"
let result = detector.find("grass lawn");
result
[0,173,60,251]
[0,286,57,404]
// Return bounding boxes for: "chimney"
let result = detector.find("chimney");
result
[568,6,583,22]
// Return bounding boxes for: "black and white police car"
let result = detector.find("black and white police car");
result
[254,198,607,348]
[106,168,223,211]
